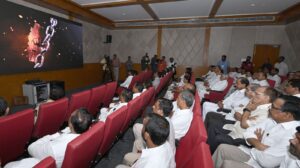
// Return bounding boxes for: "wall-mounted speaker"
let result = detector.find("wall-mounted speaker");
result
[105,35,112,43]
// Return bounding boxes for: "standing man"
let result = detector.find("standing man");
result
[275,56,289,76]
[125,56,133,73]
[217,55,230,75]
[112,54,120,82]
[151,55,158,73]
[141,53,150,71]
[241,56,254,73]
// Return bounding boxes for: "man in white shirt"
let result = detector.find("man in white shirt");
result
[117,113,175,168]
[124,98,175,166]
[99,89,132,122]
[275,56,289,76]
[252,72,270,87]
[267,68,281,88]
[132,83,144,99]
[280,126,300,168]
[213,95,300,168]
[202,77,249,120]
[207,87,278,153]
[4,108,93,168]
[284,79,300,98]
[120,70,134,88]
[171,90,194,140]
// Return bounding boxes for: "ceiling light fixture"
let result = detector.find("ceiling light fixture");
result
[250,3,255,7]
[122,13,126,16]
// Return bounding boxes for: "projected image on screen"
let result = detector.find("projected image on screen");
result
[0,0,83,74]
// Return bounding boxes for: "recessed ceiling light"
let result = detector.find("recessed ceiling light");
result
[122,13,126,16]
[250,3,255,7]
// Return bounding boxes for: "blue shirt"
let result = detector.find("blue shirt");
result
[217,60,229,74]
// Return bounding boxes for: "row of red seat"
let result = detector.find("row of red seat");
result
[175,91,213,168]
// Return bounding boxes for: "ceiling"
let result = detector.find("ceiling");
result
[29,0,300,28]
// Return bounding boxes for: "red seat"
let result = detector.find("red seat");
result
[87,85,107,116]
[204,77,234,103]
[33,156,56,168]
[98,106,127,156]
[192,91,202,116]
[279,75,288,84]
[33,98,69,138]
[267,79,276,88]
[196,142,214,168]
[66,90,91,121]
[141,87,155,108]
[61,122,105,168]
[0,109,34,166]
[175,115,206,168]
[103,82,117,107]
[121,98,142,133]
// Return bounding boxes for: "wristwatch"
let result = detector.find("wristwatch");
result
[243,108,251,113]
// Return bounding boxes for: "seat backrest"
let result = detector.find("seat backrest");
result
[61,121,105,168]
[66,90,91,121]
[103,82,117,107]
[279,75,288,84]
[87,85,107,116]
[194,142,214,168]
[98,106,127,156]
[33,156,56,168]
[175,115,203,168]
[121,98,141,132]
[192,91,201,116]
[33,98,69,138]
[267,79,275,88]
[141,87,155,108]
[0,109,34,166]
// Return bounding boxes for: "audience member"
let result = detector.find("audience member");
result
[141,53,150,71]
[280,126,300,167]
[4,108,93,168]
[120,70,135,88]
[241,56,254,73]
[98,89,132,122]
[151,55,158,72]
[0,97,9,117]
[132,83,144,99]
[252,72,269,86]
[268,68,281,87]
[213,95,300,168]
[117,113,175,168]
[202,77,249,120]
[275,56,289,76]
[171,90,194,140]
[207,87,277,153]
[284,79,300,98]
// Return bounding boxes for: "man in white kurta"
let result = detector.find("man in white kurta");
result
[213,96,300,168]
[274,56,289,76]
[202,77,249,120]
[4,109,93,168]
[267,68,281,88]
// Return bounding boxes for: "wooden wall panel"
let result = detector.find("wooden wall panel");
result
[0,63,102,105]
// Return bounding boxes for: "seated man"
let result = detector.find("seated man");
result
[252,72,270,87]
[35,87,65,123]
[202,77,249,120]
[0,97,9,117]
[284,79,300,98]
[198,74,228,99]
[280,126,300,167]
[213,95,300,168]
[207,87,277,153]
[98,89,132,122]
[132,83,144,99]
[172,83,196,112]
[4,108,93,168]
[267,68,281,88]
[171,90,194,140]
[152,72,160,89]
[117,113,175,168]
[125,98,175,166]
[120,70,135,88]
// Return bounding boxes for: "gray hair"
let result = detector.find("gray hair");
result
[180,90,194,108]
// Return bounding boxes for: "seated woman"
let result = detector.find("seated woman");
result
[98,89,133,122]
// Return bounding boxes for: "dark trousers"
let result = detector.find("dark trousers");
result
[205,112,246,154]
